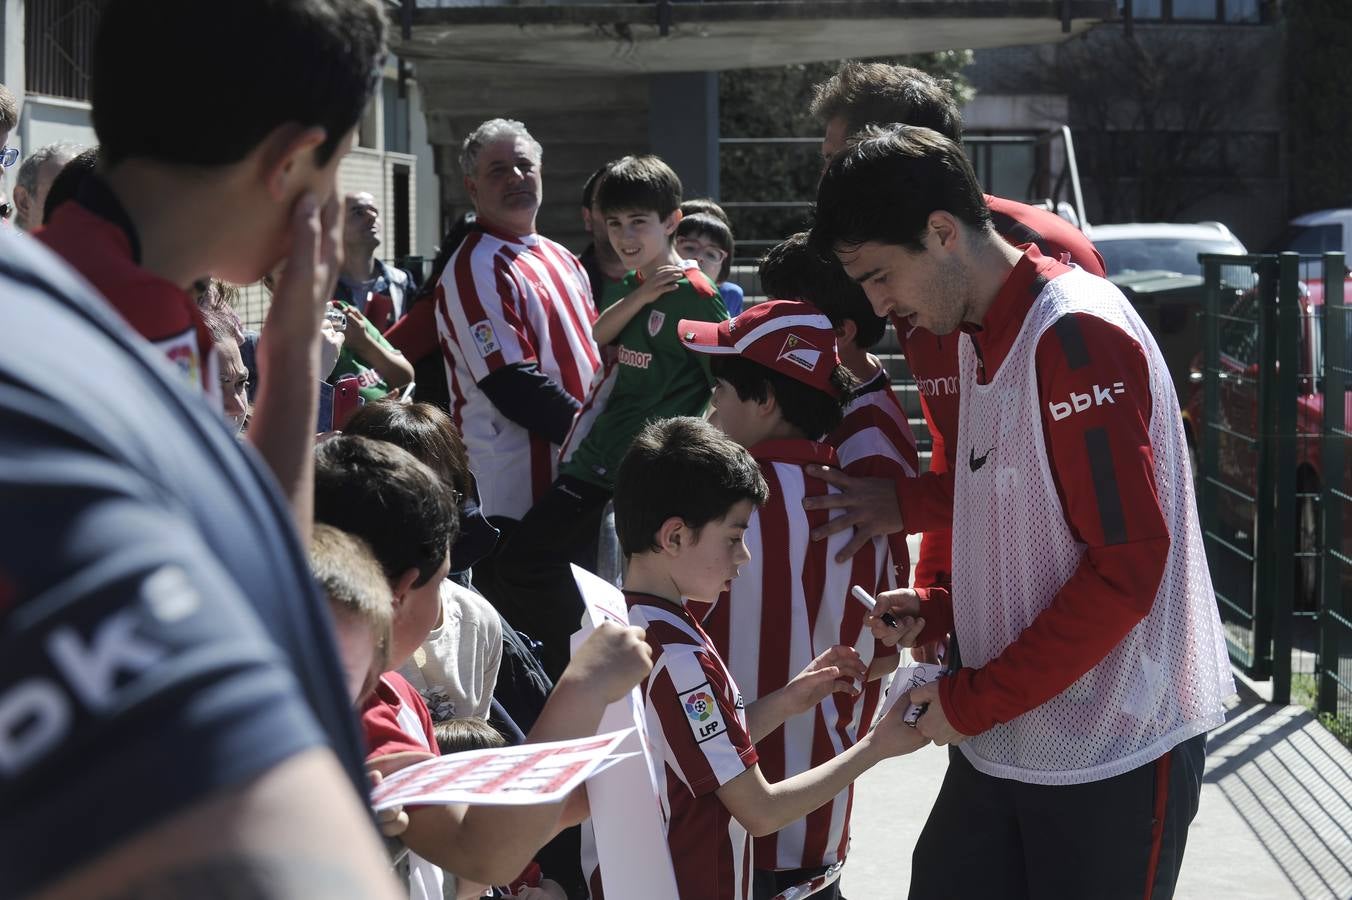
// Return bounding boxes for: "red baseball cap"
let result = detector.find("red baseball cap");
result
[679,299,844,397]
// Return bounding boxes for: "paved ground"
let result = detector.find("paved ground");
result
[834,535,1352,900]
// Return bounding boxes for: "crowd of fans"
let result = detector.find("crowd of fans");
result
[1,2,1236,900]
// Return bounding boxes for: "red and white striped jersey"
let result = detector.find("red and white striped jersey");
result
[434,222,600,520]
[827,366,919,582]
[702,440,898,872]
[588,592,757,900]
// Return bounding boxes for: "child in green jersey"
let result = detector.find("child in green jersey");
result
[489,155,729,679]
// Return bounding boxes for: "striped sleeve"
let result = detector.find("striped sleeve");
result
[649,647,757,798]
[438,234,537,383]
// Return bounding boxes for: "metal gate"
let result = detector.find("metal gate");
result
[1197,251,1350,722]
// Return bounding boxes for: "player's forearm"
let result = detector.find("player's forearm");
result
[745,737,884,837]
[247,332,320,546]
[866,651,901,682]
[590,292,647,346]
[895,470,954,534]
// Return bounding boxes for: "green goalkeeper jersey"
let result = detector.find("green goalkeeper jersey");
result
[559,263,728,489]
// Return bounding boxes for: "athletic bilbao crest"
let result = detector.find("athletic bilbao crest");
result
[777,333,822,372]
[647,309,665,337]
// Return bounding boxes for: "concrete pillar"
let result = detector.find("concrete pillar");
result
[1,0,24,105]
[648,72,719,201]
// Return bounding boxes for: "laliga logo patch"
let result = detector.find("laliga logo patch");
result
[648,309,666,337]
[777,333,822,373]
[679,681,728,743]
[470,320,501,358]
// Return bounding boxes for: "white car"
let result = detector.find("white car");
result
[1276,208,1352,257]
[1087,222,1248,277]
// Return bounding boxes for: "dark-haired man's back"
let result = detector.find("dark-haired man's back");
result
[0,232,396,897]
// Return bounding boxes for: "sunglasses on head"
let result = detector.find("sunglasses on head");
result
[0,147,18,168]
[0,202,11,220]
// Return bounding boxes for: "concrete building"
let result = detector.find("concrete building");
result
[0,0,442,265]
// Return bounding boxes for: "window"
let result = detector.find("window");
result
[25,0,105,102]
[1116,0,1261,22]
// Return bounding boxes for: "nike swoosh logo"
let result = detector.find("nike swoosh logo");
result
[969,445,995,472]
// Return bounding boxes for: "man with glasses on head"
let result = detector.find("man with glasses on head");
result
[13,142,81,231]
[335,190,414,331]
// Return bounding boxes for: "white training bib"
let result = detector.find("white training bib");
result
[952,266,1234,786]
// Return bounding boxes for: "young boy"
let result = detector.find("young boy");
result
[310,522,395,706]
[492,154,729,679]
[312,435,654,899]
[598,416,927,900]
[679,300,920,898]
[36,1,385,543]
[758,232,920,581]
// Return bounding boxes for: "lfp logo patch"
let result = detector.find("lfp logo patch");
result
[679,681,727,744]
[470,320,501,358]
[684,690,714,721]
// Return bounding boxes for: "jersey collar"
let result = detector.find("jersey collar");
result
[969,245,1073,380]
[74,174,143,264]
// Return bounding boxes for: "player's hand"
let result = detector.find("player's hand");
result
[265,191,343,341]
[910,680,970,746]
[801,466,904,562]
[866,589,925,648]
[367,770,409,838]
[631,265,684,306]
[783,645,868,714]
[566,621,653,703]
[910,637,948,665]
[870,690,932,758]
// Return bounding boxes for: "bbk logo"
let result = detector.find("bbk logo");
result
[1048,382,1126,421]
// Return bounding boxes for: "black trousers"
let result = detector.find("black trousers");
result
[487,475,612,682]
[910,735,1206,900]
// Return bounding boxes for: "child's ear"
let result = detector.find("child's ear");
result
[837,319,858,347]
[656,515,687,554]
[256,124,328,202]
[389,567,421,613]
[663,208,683,236]
[756,384,780,420]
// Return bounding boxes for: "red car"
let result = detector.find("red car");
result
[1180,265,1351,610]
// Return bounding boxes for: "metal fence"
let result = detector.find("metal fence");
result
[1197,251,1351,740]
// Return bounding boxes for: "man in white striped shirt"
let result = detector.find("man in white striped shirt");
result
[434,118,600,535]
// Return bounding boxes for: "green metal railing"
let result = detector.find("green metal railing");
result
[1198,251,1350,729]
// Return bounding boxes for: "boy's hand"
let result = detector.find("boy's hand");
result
[631,265,684,306]
[340,303,378,358]
[909,680,970,746]
[866,589,926,648]
[870,691,933,758]
[564,621,653,703]
[318,316,345,377]
[367,770,409,838]
[782,645,867,715]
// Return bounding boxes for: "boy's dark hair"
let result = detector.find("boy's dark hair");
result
[0,84,18,132]
[343,399,473,502]
[677,212,734,282]
[42,146,99,223]
[680,198,730,226]
[581,162,615,210]
[810,124,991,257]
[314,435,456,588]
[434,716,508,754]
[92,0,386,167]
[759,232,885,349]
[711,356,857,442]
[810,61,963,144]
[596,154,682,219]
[614,417,768,557]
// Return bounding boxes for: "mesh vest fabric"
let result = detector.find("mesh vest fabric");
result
[952,266,1234,785]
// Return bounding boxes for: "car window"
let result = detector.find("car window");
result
[1219,287,1260,366]
[1279,223,1342,254]
[1097,238,1247,277]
